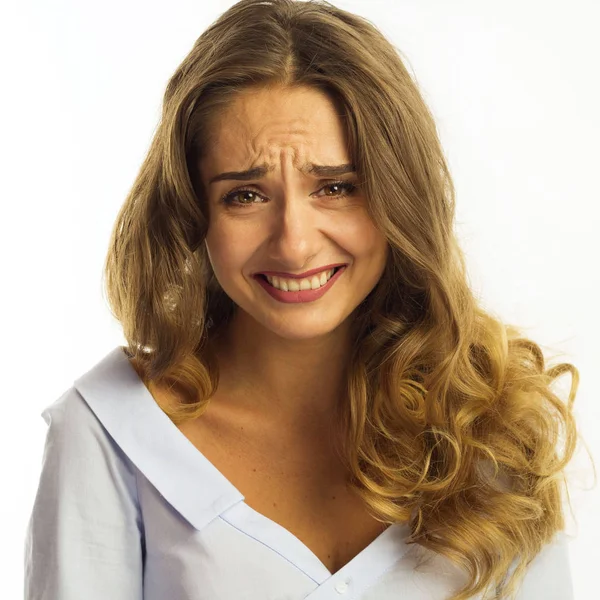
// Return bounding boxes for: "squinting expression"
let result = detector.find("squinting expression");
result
[200,84,389,340]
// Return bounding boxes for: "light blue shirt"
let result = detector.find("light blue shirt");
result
[24,346,575,599]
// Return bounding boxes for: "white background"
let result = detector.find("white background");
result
[2,0,598,597]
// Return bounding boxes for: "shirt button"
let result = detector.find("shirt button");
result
[335,581,349,594]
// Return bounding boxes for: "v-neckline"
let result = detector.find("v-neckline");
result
[79,346,414,591]
[224,500,404,582]
[125,350,411,583]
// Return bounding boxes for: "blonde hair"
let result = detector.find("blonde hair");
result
[103,1,594,598]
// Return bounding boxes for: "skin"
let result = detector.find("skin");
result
[199,84,389,435]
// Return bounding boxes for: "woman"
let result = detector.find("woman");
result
[24,1,590,598]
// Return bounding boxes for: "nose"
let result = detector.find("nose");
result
[265,191,323,268]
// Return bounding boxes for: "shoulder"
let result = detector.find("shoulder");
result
[42,385,116,448]
[27,386,144,599]
[41,385,106,446]
[40,385,139,493]
[42,384,94,426]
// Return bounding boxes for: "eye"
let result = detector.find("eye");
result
[220,188,266,207]
[319,181,357,198]
[219,180,357,208]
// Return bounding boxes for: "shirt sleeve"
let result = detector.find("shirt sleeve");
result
[24,387,145,600]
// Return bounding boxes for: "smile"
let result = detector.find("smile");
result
[262,267,340,291]
[253,266,346,304]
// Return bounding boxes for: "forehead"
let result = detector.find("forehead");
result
[203,85,349,170]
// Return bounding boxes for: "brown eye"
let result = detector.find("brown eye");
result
[220,188,266,207]
[320,181,356,197]
[219,180,356,209]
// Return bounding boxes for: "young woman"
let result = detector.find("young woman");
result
[24,1,590,598]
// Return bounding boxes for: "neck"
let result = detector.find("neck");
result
[210,308,352,431]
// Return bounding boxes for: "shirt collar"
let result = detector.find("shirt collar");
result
[73,345,245,531]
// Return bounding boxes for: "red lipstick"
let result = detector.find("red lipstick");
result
[254,265,347,304]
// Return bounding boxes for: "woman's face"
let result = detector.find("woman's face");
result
[200,84,388,341]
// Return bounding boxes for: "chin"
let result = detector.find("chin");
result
[257,313,346,341]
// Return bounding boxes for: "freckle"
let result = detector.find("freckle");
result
[332,495,336,500]
[252,468,256,472]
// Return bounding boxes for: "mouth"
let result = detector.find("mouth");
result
[255,265,344,283]
[253,264,347,302]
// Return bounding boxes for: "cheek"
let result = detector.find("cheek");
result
[342,214,387,258]
[204,227,231,279]
[205,223,258,279]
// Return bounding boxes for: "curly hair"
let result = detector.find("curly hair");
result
[102,1,594,598]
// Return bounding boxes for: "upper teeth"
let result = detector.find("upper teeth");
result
[265,268,336,291]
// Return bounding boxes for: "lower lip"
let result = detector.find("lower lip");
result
[253,266,346,304]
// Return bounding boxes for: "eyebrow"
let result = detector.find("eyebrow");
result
[208,162,356,185]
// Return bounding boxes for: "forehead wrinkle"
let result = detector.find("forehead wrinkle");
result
[249,125,311,155]
[279,147,303,183]
[242,102,312,136]
[208,88,350,180]
[249,138,312,178]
